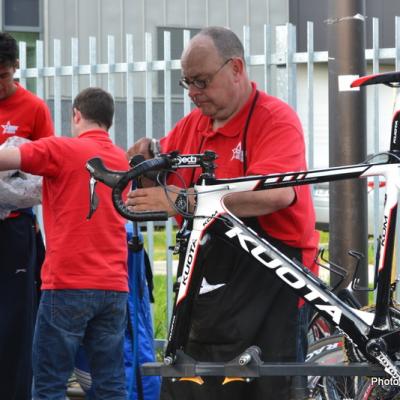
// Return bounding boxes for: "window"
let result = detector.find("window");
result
[157,27,201,96]
[8,32,40,93]
[4,0,41,32]
[3,0,42,93]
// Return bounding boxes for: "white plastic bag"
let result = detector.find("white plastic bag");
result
[0,136,42,220]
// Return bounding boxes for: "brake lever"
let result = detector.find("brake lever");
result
[87,176,99,220]
[86,155,171,221]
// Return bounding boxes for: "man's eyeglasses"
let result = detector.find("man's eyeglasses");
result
[179,58,232,90]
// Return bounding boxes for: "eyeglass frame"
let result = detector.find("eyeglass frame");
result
[178,58,233,90]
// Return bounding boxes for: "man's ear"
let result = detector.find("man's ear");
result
[231,58,245,77]
[14,59,20,71]
[72,108,82,124]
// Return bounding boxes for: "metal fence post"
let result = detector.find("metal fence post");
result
[275,23,297,109]
[144,32,155,273]
[53,39,62,136]
[307,21,315,171]
[163,30,175,327]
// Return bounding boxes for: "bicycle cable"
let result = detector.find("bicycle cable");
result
[364,151,400,164]
[155,168,243,226]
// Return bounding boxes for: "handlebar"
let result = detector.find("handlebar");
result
[86,156,171,221]
[86,151,217,221]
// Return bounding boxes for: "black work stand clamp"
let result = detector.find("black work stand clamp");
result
[141,346,394,379]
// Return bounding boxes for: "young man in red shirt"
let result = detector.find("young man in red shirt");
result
[0,32,54,400]
[0,87,130,399]
[127,27,319,400]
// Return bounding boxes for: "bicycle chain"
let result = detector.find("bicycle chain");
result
[344,302,400,364]
[343,330,400,380]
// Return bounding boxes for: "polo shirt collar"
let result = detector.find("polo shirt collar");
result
[78,129,110,139]
[197,82,258,138]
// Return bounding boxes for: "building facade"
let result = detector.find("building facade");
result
[1,0,400,163]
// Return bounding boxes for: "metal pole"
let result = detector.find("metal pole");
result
[328,0,368,305]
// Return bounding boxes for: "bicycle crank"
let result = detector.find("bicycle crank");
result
[366,338,400,380]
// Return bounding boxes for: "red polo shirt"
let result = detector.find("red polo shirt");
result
[161,83,319,272]
[1,82,54,218]
[0,82,53,144]
[19,130,129,291]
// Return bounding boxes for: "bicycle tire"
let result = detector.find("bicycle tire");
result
[307,335,364,400]
[308,312,336,345]
[307,289,362,345]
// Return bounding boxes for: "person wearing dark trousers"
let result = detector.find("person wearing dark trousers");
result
[0,32,54,400]
[0,87,130,400]
[126,26,319,400]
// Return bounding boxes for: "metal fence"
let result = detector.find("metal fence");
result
[16,17,400,330]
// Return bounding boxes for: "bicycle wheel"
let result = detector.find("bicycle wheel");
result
[307,335,364,400]
[308,312,336,345]
[308,289,362,345]
[355,380,400,400]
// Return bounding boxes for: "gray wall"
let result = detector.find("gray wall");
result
[45,0,289,58]
[43,0,289,98]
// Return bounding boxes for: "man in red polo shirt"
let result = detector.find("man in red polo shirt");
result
[0,32,54,400]
[127,27,319,400]
[0,87,129,400]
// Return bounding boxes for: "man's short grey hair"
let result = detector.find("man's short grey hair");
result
[197,26,245,62]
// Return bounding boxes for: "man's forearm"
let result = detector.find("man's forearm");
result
[0,147,21,171]
[222,187,295,217]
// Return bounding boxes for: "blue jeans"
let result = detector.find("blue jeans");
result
[291,303,312,399]
[32,289,128,400]
[296,303,312,362]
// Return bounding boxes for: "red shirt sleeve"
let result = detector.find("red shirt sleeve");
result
[20,136,62,178]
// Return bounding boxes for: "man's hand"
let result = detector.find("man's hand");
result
[126,138,162,187]
[126,185,196,217]
[126,186,179,217]
[126,138,154,161]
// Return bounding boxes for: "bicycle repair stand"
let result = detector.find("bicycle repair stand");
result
[141,346,397,382]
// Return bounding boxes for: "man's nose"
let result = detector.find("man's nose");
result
[188,84,202,97]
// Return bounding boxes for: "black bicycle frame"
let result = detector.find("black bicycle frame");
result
[163,159,400,364]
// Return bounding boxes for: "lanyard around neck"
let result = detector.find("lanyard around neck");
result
[242,89,259,174]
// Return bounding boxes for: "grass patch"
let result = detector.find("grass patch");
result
[318,230,376,268]
[153,275,169,339]
[142,227,178,261]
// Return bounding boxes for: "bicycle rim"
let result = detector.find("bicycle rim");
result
[307,335,363,400]
[308,313,335,345]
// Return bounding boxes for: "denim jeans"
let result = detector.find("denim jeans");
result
[291,303,312,399]
[32,289,128,400]
[296,303,312,362]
